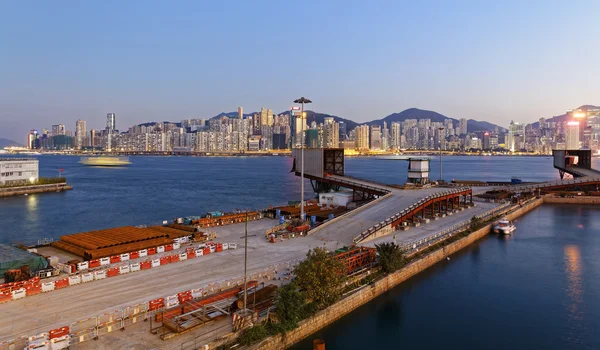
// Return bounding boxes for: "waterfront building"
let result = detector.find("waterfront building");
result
[339,121,347,141]
[507,120,525,152]
[323,117,339,148]
[51,124,65,136]
[305,129,320,148]
[566,121,580,150]
[482,132,491,150]
[27,130,37,149]
[391,122,401,149]
[370,125,382,150]
[0,158,39,186]
[75,119,87,149]
[355,125,370,150]
[459,118,468,135]
[106,113,116,132]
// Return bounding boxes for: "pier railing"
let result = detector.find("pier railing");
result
[353,187,472,243]
[399,201,513,253]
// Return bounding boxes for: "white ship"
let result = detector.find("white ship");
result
[493,218,516,235]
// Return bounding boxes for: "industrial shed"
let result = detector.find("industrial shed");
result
[0,244,48,276]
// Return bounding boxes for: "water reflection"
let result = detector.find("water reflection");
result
[564,245,583,321]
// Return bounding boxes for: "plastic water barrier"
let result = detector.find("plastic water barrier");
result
[50,335,70,350]
[173,242,181,250]
[195,249,203,257]
[76,261,88,271]
[119,265,130,274]
[178,252,187,261]
[120,253,130,261]
[165,294,179,308]
[11,288,26,300]
[157,245,165,253]
[130,262,141,272]
[96,310,124,337]
[99,257,110,266]
[138,249,147,258]
[151,259,160,268]
[68,275,81,286]
[94,270,107,280]
[41,282,55,292]
[81,273,94,283]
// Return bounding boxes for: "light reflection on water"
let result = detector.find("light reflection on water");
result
[564,245,583,320]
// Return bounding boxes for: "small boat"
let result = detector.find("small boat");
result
[79,156,131,167]
[493,217,516,235]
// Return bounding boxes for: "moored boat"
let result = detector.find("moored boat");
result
[493,217,516,235]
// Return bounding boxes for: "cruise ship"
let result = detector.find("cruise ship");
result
[79,156,131,166]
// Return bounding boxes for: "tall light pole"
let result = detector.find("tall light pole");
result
[438,127,444,182]
[294,97,312,221]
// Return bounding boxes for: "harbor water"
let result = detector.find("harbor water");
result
[1,155,600,349]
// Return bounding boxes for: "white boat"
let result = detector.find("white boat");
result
[493,218,516,235]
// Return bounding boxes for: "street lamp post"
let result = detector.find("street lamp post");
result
[294,97,312,221]
[438,127,444,182]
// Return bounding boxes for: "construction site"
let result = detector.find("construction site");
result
[2,148,600,349]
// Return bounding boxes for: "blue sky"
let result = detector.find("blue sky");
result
[1,0,599,140]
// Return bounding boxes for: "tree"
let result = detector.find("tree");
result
[275,282,306,329]
[375,242,405,274]
[470,215,483,231]
[294,247,347,309]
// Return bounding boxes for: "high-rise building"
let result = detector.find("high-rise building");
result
[566,121,580,149]
[238,106,243,119]
[482,132,491,150]
[459,118,468,135]
[106,113,116,132]
[507,121,525,152]
[27,130,37,149]
[75,119,87,149]
[355,125,370,150]
[322,117,339,148]
[391,122,401,149]
[339,121,347,141]
[370,125,381,150]
[52,124,65,136]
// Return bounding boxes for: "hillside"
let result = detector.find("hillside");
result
[367,108,505,133]
[0,138,23,148]
[531,105,600,129]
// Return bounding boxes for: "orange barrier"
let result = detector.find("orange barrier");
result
[186,251,195,259]
[109,256,121,264]
[129,251,139,259]
[169,255,180,263]
[159,257,170,265]
[0,292,11,303]
[148,298,164,311]
[203,247,210,255]
[165,244,173,252]
[140,261,152,270]
[147,247,157,255]
[54,278,69,289]
[88,259,101,268]
[107,267,119,277]
[49,326,69,339]
[177,291,192,304]
[25,285,42,296]
[216,243,223,252]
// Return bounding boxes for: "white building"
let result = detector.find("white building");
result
[566,121,580,150]
[0,159,39,186]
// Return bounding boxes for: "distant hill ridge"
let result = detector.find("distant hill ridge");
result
[214,108,506,133]
[0,138,23,148]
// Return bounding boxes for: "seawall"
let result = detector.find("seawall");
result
[254,199,543,350]
[543,196,600,204]
[0,183,72,197]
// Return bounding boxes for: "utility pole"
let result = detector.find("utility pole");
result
[438,127,444,182]
[243,210,248,311]
[294,97,312,221]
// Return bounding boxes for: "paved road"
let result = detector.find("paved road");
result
[0,219,336,342]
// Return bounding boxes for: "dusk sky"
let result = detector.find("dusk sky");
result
[1,1,599,141]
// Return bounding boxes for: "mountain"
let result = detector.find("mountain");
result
[531,105,600,129]
[208,107,505,133]
[367,108,505,132]
[278,110,359,131]
[0,138,23,148]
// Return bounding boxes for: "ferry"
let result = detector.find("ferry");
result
[493,217,516,235]
[79,156,131,166]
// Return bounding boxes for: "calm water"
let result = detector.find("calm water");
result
[293,204,600,350]
[2,155,600,349]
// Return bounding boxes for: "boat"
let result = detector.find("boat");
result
[493,217,516,235]
[79,156,131,166]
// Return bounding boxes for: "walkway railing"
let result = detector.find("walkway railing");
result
[353,187,472,243]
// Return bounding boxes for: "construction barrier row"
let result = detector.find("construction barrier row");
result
[0,242,238,305]
[1,258,299,350]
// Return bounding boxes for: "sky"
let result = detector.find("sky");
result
[1,0,599,141]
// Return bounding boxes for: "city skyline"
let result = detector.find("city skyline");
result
[2,1,600,140]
